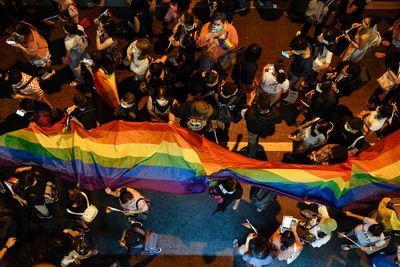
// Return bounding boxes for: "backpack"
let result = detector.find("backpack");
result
[208,182,223,204]
[131,226,158,252]
[214,94,238,123]
[249,187,276,209]
[305,0,334,24]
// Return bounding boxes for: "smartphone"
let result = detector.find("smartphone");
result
[83,58,92,65]
[281,51,290,59]
[16,110,25,117]
[6,40,16,45]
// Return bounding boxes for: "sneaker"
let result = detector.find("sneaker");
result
[70,80,85,87]
[40,70,55,80]
[233,238,239,249]
[145,247,162,255]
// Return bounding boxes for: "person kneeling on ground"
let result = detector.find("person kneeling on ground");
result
[233,233,275,267]
[340,211,386,252]
[269,220,303,264]
[118,220,161,256]
[105,187,149,222]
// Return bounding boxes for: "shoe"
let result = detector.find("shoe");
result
[256,207,263,212]
[233,238,239,249]
[40,70,55,80]
[70,80,84,87]
[145,247,162,255]
[341,244,352,251]
[375,52,386,59]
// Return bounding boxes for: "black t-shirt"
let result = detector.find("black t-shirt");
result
[115,105,137,122]
[232,58,258,86]
[329,117,365,149]
[214,181,243,212]
[70,98,98,130]
[290,43,313,78]
[172,101,218,134]
[244,106,281,137]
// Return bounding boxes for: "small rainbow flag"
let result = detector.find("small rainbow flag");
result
[242,219,258,234]
[219,38,233,51]
[7,177,18,184]
[42,15,61,25]
[98,9,113,19]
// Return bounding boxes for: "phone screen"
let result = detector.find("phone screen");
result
[16,110,25,117]
[6,40,16,45]
[281,51,290,59]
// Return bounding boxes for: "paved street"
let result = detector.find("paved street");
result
[0,2,399,267]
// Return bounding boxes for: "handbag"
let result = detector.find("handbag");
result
[67,192,98,223]
[377,69,399,93]
[218,46,245,71]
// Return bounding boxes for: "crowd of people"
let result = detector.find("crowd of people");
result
[0,0,400,266]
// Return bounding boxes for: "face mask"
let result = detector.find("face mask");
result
[315,84,322,93]
[218,183,234,194]
[156,99,168,106]
[212,25,223,32]
[344,123,351,132]
[321,37,330,45]
[121,100,134,109]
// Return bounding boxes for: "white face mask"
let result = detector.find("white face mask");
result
[321,37,330,45]
[344,123,351,132]
[218,183,234,194]
[156,99,168,106]
[121,100,134,109]
[315,83,322,93]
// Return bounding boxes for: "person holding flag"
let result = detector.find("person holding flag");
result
[198,11,238,73]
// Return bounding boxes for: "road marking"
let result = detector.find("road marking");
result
[226,141,293,152]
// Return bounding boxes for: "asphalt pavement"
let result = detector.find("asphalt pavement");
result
[0,2,399,267]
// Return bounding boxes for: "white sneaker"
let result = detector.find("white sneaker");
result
[40,70,55,80]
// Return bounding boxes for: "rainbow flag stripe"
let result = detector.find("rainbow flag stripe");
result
[219,38,233,50]
[0,120,399,209]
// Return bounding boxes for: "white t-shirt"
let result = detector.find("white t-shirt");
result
[64,25,85,51]
[364,110,387,132]
[354,218,385,247]
[260,71,289,95]
[309,205,332,248]
[127,40,151,79]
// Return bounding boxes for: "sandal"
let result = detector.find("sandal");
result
[341,244,352,251]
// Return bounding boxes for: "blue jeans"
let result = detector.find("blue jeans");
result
[69,49,88,82]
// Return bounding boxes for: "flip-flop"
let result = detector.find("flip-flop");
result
[341,244,352,251]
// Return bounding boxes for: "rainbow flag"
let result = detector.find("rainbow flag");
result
[42,15,61,25]
[0,120,400,210]
[98,9,113,19]
[218,38,233,51]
